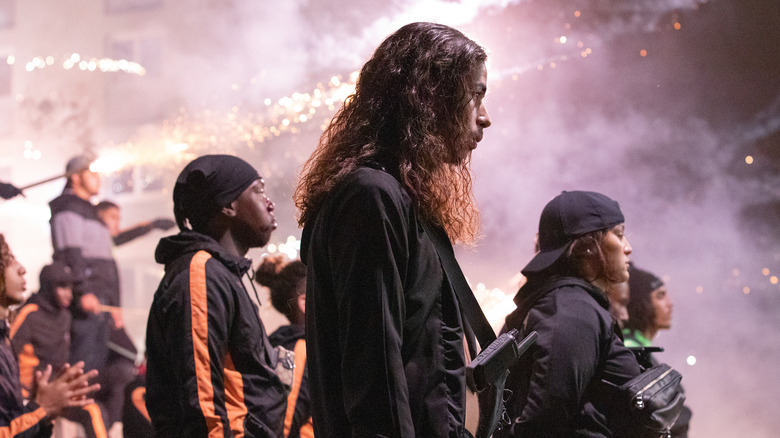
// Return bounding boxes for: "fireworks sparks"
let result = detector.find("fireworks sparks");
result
[15,52,146,76]
[89,71,358,173]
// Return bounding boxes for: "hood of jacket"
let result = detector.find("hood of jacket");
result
[33,281,62,312]
[155,230,252,276]
[506,275,610,332]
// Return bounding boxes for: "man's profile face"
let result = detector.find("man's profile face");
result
[232,178,277,248]
[466,62,491,147]
[1,256,26,308]
[449,62,492,164]
[55,284,73,309]
[77,170,101,197]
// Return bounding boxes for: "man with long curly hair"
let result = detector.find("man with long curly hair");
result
[294,22,492,437]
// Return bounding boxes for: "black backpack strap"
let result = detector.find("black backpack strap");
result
[422,221,497,350]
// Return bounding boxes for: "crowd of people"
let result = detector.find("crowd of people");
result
[0,21,691,438]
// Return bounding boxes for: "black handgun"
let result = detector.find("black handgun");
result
[468,328,538,392]
[467,329,538,438]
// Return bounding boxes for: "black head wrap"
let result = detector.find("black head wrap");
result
[173,155,260,231]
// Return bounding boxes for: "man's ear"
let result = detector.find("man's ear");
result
[71,172,82,189]
[221,200,238,218]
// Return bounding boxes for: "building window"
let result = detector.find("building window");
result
[105,0,162,15]
[0,0,13,29]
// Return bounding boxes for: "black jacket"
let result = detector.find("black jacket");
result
[10,279,71,397]
[301,167,470,438]
[268,325,313,438]
[0,322,53,437]
[145,231,287,437]
[501,277,642,437]
[49,191,120,311]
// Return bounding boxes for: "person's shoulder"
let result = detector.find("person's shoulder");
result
[49,193,94,217]
[548,284,610,320]
[172,248,235,278]
[344,167,404,194]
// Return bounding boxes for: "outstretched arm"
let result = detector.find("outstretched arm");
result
[113,218,176,246]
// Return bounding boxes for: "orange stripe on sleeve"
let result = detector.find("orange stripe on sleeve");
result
[9,304,38,339]
[131,387,151,422]
[190,250,225,437]
[223,353,247,438]
[17,344,39,394]
[299,421,315,438]
[283,339,308,437]
[83,403,108,438]
[0,406,47,437]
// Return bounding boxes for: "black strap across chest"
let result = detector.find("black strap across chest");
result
[421,222,497,349]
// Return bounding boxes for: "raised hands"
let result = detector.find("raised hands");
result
[34,361,101,418]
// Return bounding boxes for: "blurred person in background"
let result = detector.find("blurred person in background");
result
[95,200,175,247]
[10,261,108,438]
[255,255,313,438]
[94,199,176,430]
[48,154,123,430]
[623,263,692,438]
[1,233,101,437]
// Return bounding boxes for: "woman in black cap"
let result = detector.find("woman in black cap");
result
[499,190,643,437]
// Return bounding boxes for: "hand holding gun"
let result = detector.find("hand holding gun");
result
[467,329,538,438]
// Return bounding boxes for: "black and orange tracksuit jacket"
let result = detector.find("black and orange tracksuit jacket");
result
[9,286,71,399]
[268,324,312,438]
[0,322,52,438]
[9,268,108,438]
[146,231,287,438]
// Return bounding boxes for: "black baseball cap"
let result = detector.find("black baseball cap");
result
[522,190,625,275]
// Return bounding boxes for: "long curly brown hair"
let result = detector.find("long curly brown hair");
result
[294,22,487,243]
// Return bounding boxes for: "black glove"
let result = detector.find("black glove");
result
[151,218,176,230]
[0,182,22,200]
